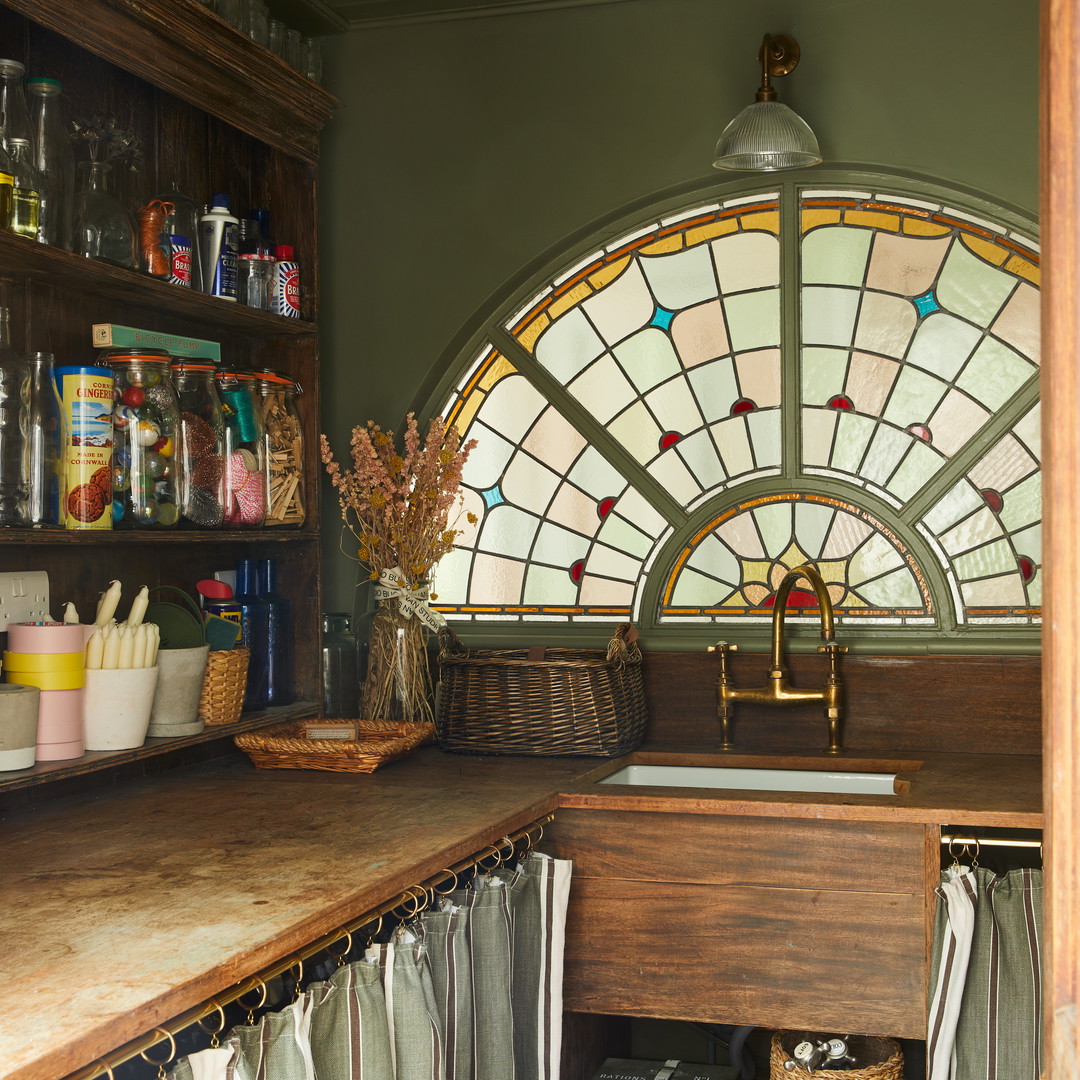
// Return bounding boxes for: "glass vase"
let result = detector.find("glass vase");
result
[73,160,137,269]
[359,596,436,726]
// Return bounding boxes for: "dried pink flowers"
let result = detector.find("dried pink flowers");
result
[320,413,477,586]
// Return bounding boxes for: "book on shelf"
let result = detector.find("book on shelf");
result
[91,324,221,362]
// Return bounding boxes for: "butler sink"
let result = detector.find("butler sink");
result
[597,763,899,796]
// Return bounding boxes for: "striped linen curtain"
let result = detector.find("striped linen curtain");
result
[166,849,571,1080]
[927,864,1043,1080]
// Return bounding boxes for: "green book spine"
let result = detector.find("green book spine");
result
[91,323,221,362]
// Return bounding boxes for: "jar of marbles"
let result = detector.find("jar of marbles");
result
[103,348,180,528]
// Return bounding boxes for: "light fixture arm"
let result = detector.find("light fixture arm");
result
[755,33,801,103]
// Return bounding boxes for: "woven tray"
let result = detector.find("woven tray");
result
[769,1032,902,1080]
[436,623,646,757]
[234,718,435,773]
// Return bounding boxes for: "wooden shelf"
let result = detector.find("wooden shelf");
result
[0,527,320,545]
[0,701,319,793]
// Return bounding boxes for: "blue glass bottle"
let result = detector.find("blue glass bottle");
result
[234,557,270,710]
[255,556,293,706]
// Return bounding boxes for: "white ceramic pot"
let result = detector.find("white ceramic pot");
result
[83,666,159,751]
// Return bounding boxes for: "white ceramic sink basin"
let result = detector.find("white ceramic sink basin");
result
[598,763,898,796]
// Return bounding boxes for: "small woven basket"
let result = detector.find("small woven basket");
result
[436,623,646,757]
[769,1032,903,1080]
[198,647,251,725]
[234,719,435,773]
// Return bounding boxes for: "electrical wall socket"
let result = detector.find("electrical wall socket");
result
[0,571,51,632]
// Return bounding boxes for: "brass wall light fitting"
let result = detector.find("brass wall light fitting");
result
[712,33,822,172]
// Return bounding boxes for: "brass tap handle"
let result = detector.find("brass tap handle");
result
[707,641,739,654]
[816,643,848,654]
[708,642,738,750]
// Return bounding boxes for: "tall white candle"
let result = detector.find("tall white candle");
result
[127,586,149,628]
[85,629,104,670]
[94,580,122,627]
[117,624,134,669]
[130,623,147,669]
[101,624,120,670]
[62,602,79,624]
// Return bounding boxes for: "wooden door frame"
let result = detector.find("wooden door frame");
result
[1042,1,1078,1074]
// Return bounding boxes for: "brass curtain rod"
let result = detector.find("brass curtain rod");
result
[65,812,555,1080]
[940,832,1042,850]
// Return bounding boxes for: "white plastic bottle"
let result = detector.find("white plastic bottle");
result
[199,193,238,301]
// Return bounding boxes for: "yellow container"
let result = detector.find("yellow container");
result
[3,650,84,673]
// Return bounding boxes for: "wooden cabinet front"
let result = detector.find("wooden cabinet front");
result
[550,809,932,1039]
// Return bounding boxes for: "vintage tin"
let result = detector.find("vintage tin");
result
[53,364,114,530]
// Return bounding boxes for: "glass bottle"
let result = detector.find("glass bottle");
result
[7,138,41,241]
[0,59,33,153]
[255,556,293,706]
[154,180,203,292]
[321,612,360,718]
[105,349,180,528]
[25,351,59,527]
[234,556,270,711]
[255,369,304,526]
[236,218,272,310]
[0,309,29,526]
[215,367,266,528]
[74,160,137,269]
[172,360,226,528]
[0,139,14,231]
[27,76,74,251]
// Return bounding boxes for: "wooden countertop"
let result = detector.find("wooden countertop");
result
[0,746,1042,1080]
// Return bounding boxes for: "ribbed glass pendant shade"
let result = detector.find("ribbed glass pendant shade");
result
[712,100,822,171]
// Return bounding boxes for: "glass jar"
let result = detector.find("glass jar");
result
[321,612,360,718]
[255,369,304,527]
[7,137,40,241]
[25,351,60,527]
[74,160,137,269]
[215,367,266,528]
[0,308,28,526]
[172,360,226,528]
[0,58,33,152]
[105,349,180,528]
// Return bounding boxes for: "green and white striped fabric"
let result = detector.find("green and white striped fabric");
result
[308,960,394,1080]
[928,865,1043,1080]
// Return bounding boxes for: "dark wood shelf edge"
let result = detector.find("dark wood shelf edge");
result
[0,527,321,544]
[0,701,319,793]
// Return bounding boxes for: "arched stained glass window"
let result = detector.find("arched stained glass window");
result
[431,174,1040,648]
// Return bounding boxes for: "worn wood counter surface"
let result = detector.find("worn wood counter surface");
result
[0,745,1042,1080]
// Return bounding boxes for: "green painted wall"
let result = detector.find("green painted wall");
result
[316,0,1038,612]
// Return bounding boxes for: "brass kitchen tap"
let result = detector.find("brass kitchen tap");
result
[707,564,847,753]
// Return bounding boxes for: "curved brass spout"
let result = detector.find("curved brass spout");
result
[707,564,847,753]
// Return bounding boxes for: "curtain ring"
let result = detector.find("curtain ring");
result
[477,844,502,870]
[140,1029,176,1080]
[238,977,267,1024]
[431,868,459,895]
[94,1061,115,1080]
[197,999,226,1048]
[292,955,304,1000]
[496,835,516,861]
[327,929,353,967]
[395,885,425,920]
[362,913,383,945]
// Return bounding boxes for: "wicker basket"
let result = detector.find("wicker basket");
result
[198,647,251,725]
[769,1032,903,1080]
[234,718,435,773]
[436,623,646,757]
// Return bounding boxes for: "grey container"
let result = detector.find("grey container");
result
[0,683,40,770]
[148,644,210,737]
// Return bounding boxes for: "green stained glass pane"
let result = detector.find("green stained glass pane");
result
[672,566,733,606]
[802,285,860,347]
[463,421,515,488]
[802,407,837,466]
[582,262,653,346]
[922,479,984,536]
[887,440,944,502]
[999,472,1042,533]
[586,543,642,581]
[648,450,701,505]
[853,566,923,609]
[802,225,872,286]
[534,307,605,383]
[802,347,848,405]
[569,355,638,424]
[568,445,631,499]
[645,374,704,431]
[754,501,794,555]
[848,531,905,584]
[955,337,1036,410]
[478,505,542,555]
[794,501,835,559]
[881,366,948,427]
[961,572,1027,609]
[905,313,982,380]
[1027,570,1042,606]
[641,243,718,311]
[953,538,1016,579]
[524,563,579,604]
[609,400,660,463]
[831,412,876,474]
[712,415,755,476]
[433,547,471,601]
[724,289,780,352]
[597,514,654,559]
[688,360,740,423]
[690,533,743,585]
[675,429,725,487]
[1010,523,1041,563]
[614,328,683,393]
[746,408,781,467]
[936,239,1018,328]
[533,520,591,564]
[1013,403,1041,461]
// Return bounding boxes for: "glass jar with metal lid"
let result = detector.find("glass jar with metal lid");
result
[255,368,304,527]
[172,360,226,528]
[104,348,180,528]
[214,366,266,528]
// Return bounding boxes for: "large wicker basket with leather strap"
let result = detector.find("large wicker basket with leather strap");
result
[435,623,647,757]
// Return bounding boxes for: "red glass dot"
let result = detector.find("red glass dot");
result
[827,395,854,410]
[659,431,682,450]
[570,559,585,584]
[907,424,932,443]
[763,587,820,610]
[731,398,756,415]
[982,489,1004,513]
[597,497,616,519]
[1019,556,1036,583]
